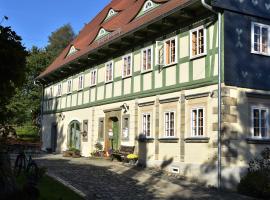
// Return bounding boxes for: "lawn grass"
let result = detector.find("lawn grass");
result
[17,174,84,200]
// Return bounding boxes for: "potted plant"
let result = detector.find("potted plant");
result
[127,154,138,165]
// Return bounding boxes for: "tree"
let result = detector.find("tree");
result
[0,26,28,124]
[6,24,75,127]
[46,23,75,60]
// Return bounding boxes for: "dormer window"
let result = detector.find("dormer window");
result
[96,28,110,40]
[108,9,116,18]
[67,45,78,57]
[143,0,154,12]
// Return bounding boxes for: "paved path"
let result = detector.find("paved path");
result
[35,154,253,200]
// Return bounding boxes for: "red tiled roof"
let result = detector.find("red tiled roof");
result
[38,0,190,79]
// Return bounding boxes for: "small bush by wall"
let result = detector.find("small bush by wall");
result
[238,148,270,199]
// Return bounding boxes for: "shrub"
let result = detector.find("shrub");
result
[238,148,270,199]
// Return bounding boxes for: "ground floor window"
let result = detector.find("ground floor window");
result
[164,111,175,137]
[252,107,268,138]
[191,108,204,137]
[122,115,129,140]
[142,113,151,137]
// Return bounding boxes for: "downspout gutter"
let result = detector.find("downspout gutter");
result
[201,0,222,189]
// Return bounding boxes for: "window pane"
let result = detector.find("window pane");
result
[262,27,268,54]
[254,25,261,52]
[192,31,197,56]
[171,40,175,63]
[199,29,204,54]
[147,49,151,70]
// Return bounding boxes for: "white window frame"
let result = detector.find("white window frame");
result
[190,107,205,137]
[122,53,132,78]
[164,36,178,66]
[56,83,62,97]
[251,22,270,56]
[251,106,269,139]
[67,79,72,94]
[190,26,207,59]
[90,69,97,87]
[78,75,84,91]
[141,46,153,73]
[105,61,114,83]
[164,111,176,137]
[142,113,151,137]
[108,9,116,18]
[143,0,154,12]
[97,28,107,38]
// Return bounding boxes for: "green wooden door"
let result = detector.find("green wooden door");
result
[112,120,119,150]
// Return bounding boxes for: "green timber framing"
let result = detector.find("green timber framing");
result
[42,12,225,115]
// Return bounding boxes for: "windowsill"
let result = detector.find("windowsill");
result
[158,137,179,143]
[122,75,132,79]
[251,51,270,57]
[67,92,72,95]
[163,62,177,68]
[184,137,210,143]
[90,84,96,88]
[190,53,207,60]
[78,88,83,91]
[141,69,153,74]
[246,137,270,144]
[105,80,113,84]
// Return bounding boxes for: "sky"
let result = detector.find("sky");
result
[0,0,110,49]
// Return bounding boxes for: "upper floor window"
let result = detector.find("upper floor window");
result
[97,28,107,38]
[142,113,151,137]
[165,37,177,65]
[122,54,132,78]
[251,22,270,56]
[190,26,206,58]
[105,61,113,83]
[143,0,154,12]
[56,84,62,96]
[191,108,205,137]
[251,107,268,138]
[78,75,84,90]
[90,69,97,86]
[49,87,53,98]
[108,9,116,18]
[67,80,72,94]
[164,111,175,137]
[141,46,153,72]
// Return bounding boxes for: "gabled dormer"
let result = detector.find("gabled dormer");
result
[66,45,78,57]
[104,8,118,21]
[136,0,159,18]
[95,28,111,41]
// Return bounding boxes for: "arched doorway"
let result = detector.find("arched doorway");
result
[68,120,81,150]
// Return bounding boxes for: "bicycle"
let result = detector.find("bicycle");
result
[14,149,39,178]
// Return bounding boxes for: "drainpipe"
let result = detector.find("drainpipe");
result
[201,0,222,189]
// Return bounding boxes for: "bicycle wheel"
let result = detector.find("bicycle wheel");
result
[26,161,39,181]
[14,154,26,176]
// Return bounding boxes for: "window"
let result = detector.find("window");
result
[122,115,129,140]
[165,37,177,65]
[122,54,132,78]
[164,111,175,137]
[90,69,97,86]
[105,61,113,82]
[252,107,268,138]
[56,84,62,96]
[143,0,154,12]
[67,45,78,57]
[82,120,88,142]
[190,26,206,58]
[141,46,153,72]
[142,113,151,137]
[108,9,116,18]
[251,22,270,55]
[49,87,53,98]
[97,28,107,38]
[78,75,84,90]
[191,108,204,137]
[98,118,104,139]
[67,80,72,94]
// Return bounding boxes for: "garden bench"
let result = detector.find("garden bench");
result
[111,145,135,162]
